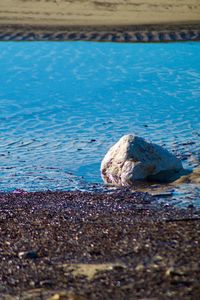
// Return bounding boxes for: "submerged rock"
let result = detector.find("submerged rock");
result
[101,135,183,186]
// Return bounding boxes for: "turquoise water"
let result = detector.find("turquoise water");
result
[0,42,200,205]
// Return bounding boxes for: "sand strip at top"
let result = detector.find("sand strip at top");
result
[0,0,200,42]
[0,0,200,27]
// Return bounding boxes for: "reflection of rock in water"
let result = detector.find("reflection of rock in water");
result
[127,168,200,203]
[174,167,200,184]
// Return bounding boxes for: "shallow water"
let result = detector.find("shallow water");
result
[0,42,200,206]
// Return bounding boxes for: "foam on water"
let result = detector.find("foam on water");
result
[0,42,200,206]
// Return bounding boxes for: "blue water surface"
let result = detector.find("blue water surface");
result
[0,42,200,205]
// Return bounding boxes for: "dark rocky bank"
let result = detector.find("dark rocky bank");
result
[0,190,199,300]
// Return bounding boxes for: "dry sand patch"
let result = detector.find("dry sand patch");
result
[0,0,200,28]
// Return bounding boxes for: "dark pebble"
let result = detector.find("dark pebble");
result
[25,251,39,259]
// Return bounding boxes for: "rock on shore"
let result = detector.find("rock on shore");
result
[101,134,183,186]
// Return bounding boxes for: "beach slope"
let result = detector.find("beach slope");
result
[0,191,200,299]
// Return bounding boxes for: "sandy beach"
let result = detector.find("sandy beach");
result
[0,0,200,42]
[0,0,200,27]
[0,190,200,299]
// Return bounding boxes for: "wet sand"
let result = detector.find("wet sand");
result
[0,190,200,299]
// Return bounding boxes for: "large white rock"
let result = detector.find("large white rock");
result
[101,135,183,186]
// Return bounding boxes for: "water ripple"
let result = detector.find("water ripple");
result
[0,42,200,207]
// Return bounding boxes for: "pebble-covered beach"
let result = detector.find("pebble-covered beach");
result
[0,190,200,299]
